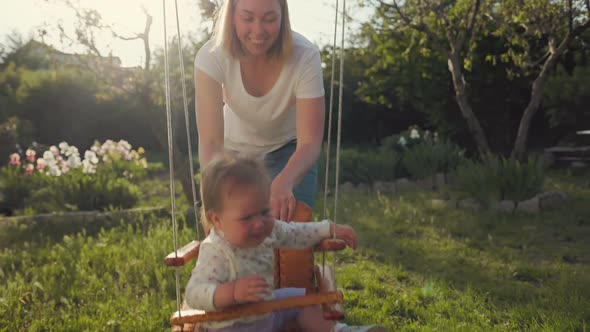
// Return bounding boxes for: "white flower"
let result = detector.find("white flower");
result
[49,145,60,157]
[398,136,407,147]
[64,146,79,157]
[58,142,71,156]
[43,150,55,161]
[46,164,62,176]
[66,155,82,169]
[91,141,101,154]
[84,150,99,164]
[82,159,97,174]
[117,139,131,151]
[410,129,420,139]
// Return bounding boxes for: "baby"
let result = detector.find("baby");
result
[185,152,386,332]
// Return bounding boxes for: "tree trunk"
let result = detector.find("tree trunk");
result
[510,74,549,161]
[511,43,570,160]
[142,14,152,71]
[447,54,490,155]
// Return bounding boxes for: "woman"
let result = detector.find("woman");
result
[194,0,324,223]
[194,3,388,330]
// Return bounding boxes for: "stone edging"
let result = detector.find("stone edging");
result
[431,191,568,214]
[336,174,568,214]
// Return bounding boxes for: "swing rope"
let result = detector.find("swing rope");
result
[163,0,204,320]
[322,0,347,283]
[161,0,182,316]
[321,0,339,222]
[173,0,202,239]
[333,0,346,228]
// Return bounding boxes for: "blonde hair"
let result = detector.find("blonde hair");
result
[200,151,271,226]
[212,0,293,62]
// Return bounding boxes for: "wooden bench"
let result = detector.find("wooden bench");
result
[544,145,590,167]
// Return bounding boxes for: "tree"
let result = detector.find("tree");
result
[492,0,590,159]
[365,0,589,159]
[354,14,461,144]
[373,0,492,155]
[41,0,203,204]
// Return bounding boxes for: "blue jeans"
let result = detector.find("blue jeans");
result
[263,141,318,208]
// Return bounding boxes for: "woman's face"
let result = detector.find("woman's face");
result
[232,0,282,58]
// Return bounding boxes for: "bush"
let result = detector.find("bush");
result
[381,126,465,181]
[28,170,140,213]
[0,164,51,210]
[496,156,545,202]
[452,154,545,206]
[451,158,501,206]
[402,140,465,180]
[0,140,147,214]
[318,147,401,187]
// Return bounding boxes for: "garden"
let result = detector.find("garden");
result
[1,128,589,331]
[1,0,589,330]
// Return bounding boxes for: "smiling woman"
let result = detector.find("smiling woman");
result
[195,0,326,223]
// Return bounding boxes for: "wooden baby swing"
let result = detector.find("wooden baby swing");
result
[160,0,349,331]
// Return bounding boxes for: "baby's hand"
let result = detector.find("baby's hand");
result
[331,224,358,249]
[233,275,270,304]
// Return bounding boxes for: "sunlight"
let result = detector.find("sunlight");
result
[1,0,371,67]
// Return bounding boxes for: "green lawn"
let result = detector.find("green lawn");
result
[1,172,589,331]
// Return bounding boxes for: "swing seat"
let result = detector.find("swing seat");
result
[165,201,347,332]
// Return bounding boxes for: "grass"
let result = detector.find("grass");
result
[1,171,589,331]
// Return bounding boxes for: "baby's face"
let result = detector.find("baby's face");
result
[213,183,274,248]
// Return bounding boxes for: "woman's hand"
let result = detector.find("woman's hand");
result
[232,275,270,304]
[270,177,296,221]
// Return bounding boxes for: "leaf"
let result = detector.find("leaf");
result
[33,281,45,292]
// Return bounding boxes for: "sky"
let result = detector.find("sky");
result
[0,0,371,67]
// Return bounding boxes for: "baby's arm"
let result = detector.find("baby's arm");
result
[272,219,358,249]
[185,244,231,311]
[185,244,271,311]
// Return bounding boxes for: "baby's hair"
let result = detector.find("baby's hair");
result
[200,151,270,226]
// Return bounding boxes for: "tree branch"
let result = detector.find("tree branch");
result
[568,0,573,34]
[427,0,452,30]
[386,0,450,57]
[109,29,141,41]
[457,0,482,51]
[529,50,551,68]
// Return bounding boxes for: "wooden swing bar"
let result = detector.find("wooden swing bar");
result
[164,239,347,267]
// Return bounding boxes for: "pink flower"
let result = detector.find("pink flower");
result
[25,149,36,162]
[24,163,34,175]
[9,153,21,165]
[36,158,47,170]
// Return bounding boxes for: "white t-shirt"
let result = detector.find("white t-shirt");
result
[184,219,331,328]
[194,31,325,156]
